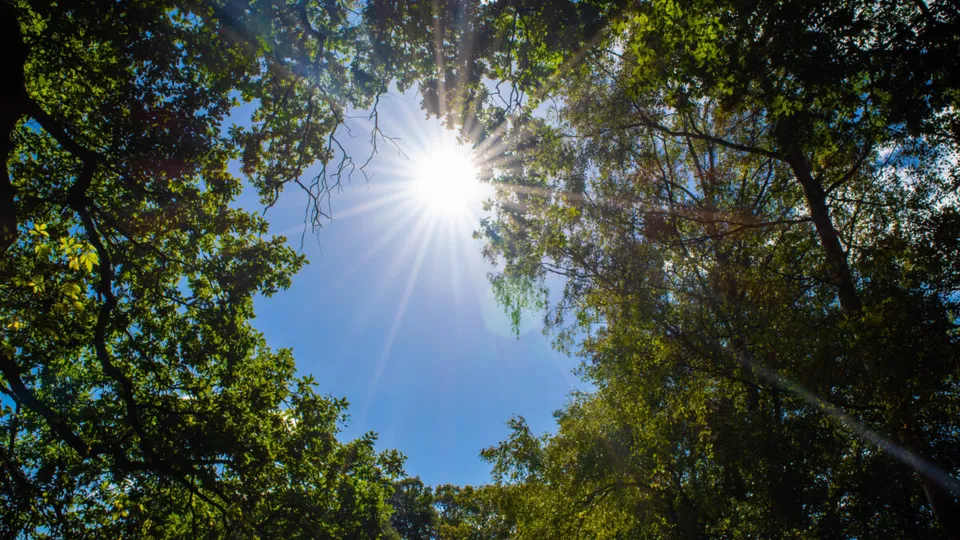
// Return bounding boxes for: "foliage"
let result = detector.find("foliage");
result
[433,484,516,539]
[375,0,960,537]
[5,0,960,537]
[386,477,439,540]
[383,478,519,540]
[385,478,516,540]
[0,0,406,536]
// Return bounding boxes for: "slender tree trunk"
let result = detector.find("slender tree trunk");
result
[1,3,28,254]
[785,151,861,313]
[784,147,960,539]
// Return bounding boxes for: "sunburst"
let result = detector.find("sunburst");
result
[411,136,479,213]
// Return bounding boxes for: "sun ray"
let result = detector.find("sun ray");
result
[443,213,463,306]
[743,357,960,497]
[346,206,435,325]
[470,24,610,160]
[359,214,438,426]
[333,186,410,220]
[330,202,424,293]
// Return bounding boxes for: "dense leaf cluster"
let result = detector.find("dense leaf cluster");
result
[386,478,515,540]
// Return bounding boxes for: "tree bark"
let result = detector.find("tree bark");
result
[1,3,28,254]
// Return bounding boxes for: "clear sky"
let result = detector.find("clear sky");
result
[231,90,580,487]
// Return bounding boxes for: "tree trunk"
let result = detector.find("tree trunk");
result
[785,147,960,539]
[1,3,28,254]
[785,150,862,313]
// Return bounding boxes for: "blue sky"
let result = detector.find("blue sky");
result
[232,90,581,487]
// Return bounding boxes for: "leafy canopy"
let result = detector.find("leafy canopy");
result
[4,0,960,538]
[0,0,410,537]
[369,0,960,537]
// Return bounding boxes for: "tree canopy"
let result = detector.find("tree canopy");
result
[3,0,960,538]
[368,0,960,537]
[1,0,405,536]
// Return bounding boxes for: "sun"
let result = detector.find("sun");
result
[411,137,479,213]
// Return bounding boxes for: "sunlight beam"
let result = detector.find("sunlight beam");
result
[359,215,438,425]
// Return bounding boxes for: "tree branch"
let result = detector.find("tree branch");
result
[0,352,91,456]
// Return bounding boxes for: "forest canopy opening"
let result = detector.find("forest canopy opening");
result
[3,0,960,538]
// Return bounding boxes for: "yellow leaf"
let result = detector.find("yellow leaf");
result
[30,223,49,238]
